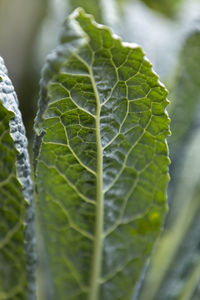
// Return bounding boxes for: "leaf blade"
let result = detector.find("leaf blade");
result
[0,57,36,300]
[34,8,170,300]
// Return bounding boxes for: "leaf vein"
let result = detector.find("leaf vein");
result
[60,120,97,176]
[39,160,95,205]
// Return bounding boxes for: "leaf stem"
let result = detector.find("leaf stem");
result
[88,65,103,300]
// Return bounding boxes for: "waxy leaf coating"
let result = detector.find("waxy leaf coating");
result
[34,8,170,300]
[0,57,36,300]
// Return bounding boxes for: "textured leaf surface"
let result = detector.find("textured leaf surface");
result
[138,127,200,300]
[0,57,36,300]
[34,8,170,300]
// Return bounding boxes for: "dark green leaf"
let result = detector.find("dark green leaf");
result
[0,57,36,300]
[34,8,170,300]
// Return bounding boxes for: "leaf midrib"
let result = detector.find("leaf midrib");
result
[84,56,103,300]
[61,47,104,298]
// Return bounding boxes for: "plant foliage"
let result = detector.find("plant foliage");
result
[1,0,199,299]
[0,58,35,300]
[34,8,170,300]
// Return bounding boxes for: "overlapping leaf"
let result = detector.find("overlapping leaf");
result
[34,8,170,300]
[0,57,36,300]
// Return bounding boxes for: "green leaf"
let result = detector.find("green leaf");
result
[168,30,200,161]
[67,0,103,23]
[140,0,184,17]
[34,8,170,300]
[192,283,200,300]
[66,1,118,29]
[142,0,183,17]
[114,0,128,16]
[138,29,200,300]
[168,30,200,204]
[0,57,36,300]
[138,127,200,300]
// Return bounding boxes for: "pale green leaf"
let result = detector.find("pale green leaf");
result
[192,283,200,300]
[138,127,200,300]
[34,8,170,300]
[67,0,103,23]
[168,30,200,161]
[66,1,118,29]
[0,57,36,300]
[139,0,184,17]
[168,30,200,205]
[114,0,128,16]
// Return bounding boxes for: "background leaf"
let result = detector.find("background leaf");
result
[168,30,200,162]
[139,0,185,17]
[67,0,103,23]
[191,282,200,300]
[167,29,200,207]
[0,57,36,300]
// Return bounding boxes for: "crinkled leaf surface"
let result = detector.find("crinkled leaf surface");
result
[0,57,36,300]
[138,126,200,300]
[34,8,170,300]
